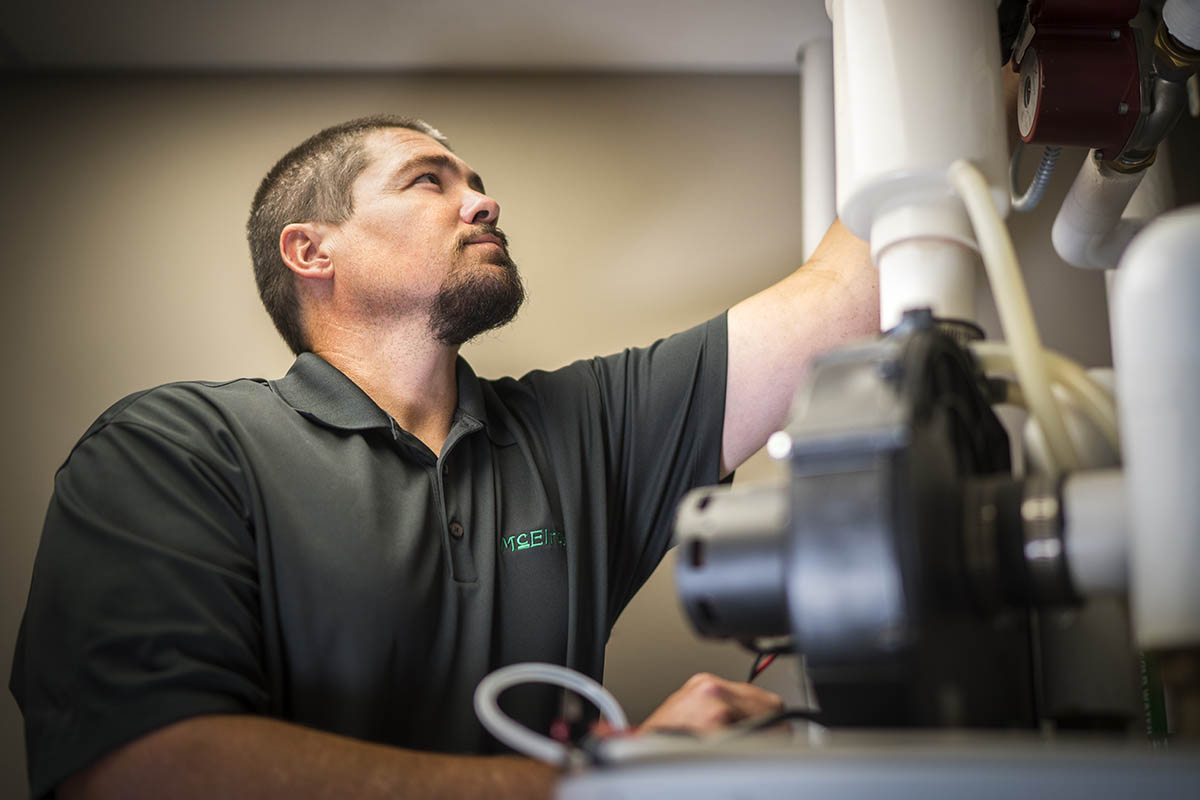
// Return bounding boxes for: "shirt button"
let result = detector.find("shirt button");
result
[449,521,465,539]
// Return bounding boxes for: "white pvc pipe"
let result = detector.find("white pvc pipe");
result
[1051,153,1148,270]
[828,0,1006,329]
[877,240,978,329]
[870,196,981,328]
[1124,146,1176,221]
[829,0,1009,238]
[1063,469,1128,596]
[1108,148,1177,312]
[801,37,835,263]
[1113,206,1200,651]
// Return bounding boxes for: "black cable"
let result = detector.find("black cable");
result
[747,652,779,683]
[747,652,766,683]
[735,707,824,734]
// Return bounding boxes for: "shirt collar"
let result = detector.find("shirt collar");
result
[270,351,514,445]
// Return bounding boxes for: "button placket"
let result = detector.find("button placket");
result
[438,446,478,583]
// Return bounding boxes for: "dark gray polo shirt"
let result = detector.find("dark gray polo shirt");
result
[11,314,729,798]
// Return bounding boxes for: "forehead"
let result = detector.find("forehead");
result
[359,128,467,177]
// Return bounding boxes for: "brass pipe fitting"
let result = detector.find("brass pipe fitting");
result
[1154,19,1200,78]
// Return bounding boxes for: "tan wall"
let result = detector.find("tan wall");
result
[0,72,1117,796]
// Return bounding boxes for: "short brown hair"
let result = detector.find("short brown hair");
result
[247,115,449,354]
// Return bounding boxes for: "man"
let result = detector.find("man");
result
[11,115,878,799]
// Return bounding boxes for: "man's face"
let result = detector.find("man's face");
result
[326,128,524,345]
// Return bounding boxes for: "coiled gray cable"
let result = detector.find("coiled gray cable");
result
[1010,141,1063,212]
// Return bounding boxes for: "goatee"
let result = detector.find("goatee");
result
[430,225,525,346]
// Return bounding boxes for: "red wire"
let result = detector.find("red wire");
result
[751,652,777,681]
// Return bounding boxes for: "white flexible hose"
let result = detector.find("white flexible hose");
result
[948,160,1079,475]
[473,662,630,764]
[972,342,1121,454]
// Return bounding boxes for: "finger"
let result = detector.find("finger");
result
[679,673,783,725]
[715,679,785,718]
[683,672,782,712]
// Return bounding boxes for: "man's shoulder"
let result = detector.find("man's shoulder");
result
[76,376,285,454]
[97,375,276,422]
[477,359,598,418]
[477,312,728,411]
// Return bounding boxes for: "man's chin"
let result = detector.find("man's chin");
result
[430,263,525,346]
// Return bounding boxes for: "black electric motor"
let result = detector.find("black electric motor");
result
[676,310,1081,728]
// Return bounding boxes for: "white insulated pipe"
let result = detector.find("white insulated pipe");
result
[1112,206,1200,651]
[1106,146,1176,312]
[827,0,1009,330]
[801,37,836,263]
[1052,154,1148,270]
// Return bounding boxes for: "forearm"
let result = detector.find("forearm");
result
[722,220,878,475]
[59,714,558,800]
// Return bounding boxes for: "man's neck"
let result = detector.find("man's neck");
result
[313,320,460,456]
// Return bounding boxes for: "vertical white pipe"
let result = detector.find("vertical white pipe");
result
[801,37,835,262]
[877,241,978,329]
[1112,206,1200,651]
[870,196,982,328]
[828,0,1007,329]
[829,0,1008,235]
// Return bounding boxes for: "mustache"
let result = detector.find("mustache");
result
[455,224,510,254]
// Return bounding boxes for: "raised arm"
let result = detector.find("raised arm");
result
[721,220,878,476]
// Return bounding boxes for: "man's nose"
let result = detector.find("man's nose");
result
[461,190,500,225]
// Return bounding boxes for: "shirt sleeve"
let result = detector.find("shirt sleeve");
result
[10,401,268,799]
[517,313,731,628]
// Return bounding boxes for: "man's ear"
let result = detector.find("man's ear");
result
[280,223,335,280]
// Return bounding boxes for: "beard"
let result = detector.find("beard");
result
[429,225,525,346]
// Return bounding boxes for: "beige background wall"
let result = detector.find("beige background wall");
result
[0,72,1121,796]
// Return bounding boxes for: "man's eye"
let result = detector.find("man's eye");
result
[413,173,440,186]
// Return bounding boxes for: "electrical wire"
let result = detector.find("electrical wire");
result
[1010,142,1063,213]
[473,662,630,765]
[748,652,778,683]
[948,159,1079,476]
[730,707,823,734]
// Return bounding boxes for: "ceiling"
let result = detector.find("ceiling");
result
[0,0,832,73]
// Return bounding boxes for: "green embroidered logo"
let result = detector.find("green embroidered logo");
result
[501,529,566,553]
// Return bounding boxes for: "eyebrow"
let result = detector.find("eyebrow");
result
[396,153,486,194]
